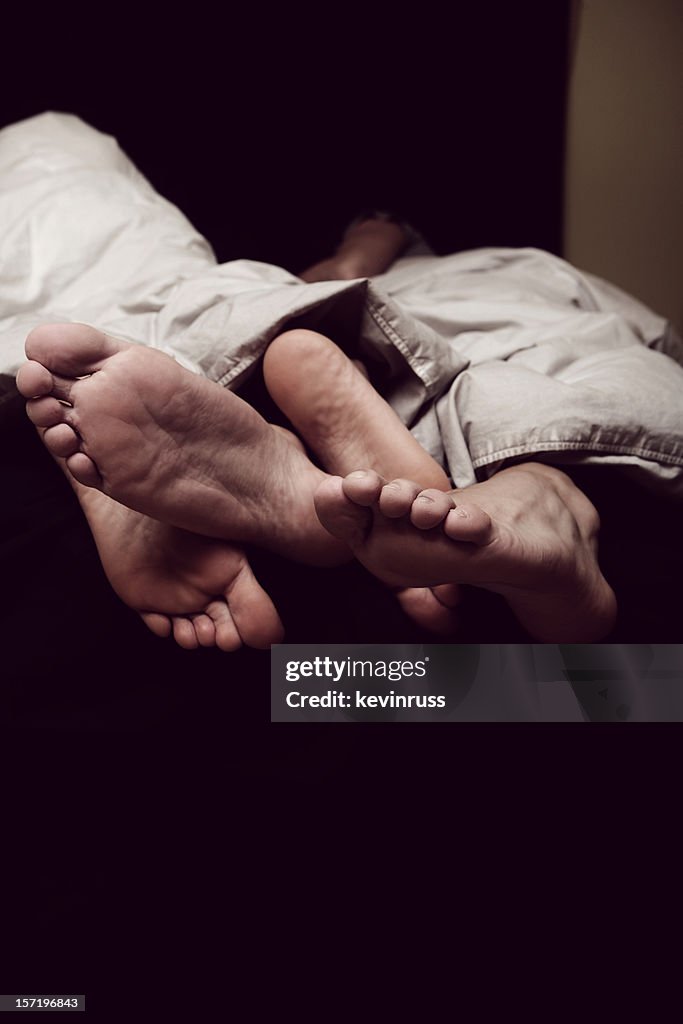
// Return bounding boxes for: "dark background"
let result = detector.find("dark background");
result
[2,5,570,269]
[3,6,676,1018]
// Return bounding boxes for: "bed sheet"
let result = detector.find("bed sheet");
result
[1,112,682,494]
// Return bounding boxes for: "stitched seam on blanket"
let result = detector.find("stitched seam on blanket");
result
[366,299,438,391]
[210,302,441,390]
[215,356,257,388]
[472,441,683,468]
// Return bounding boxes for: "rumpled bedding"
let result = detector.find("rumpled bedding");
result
[1,112,682,493]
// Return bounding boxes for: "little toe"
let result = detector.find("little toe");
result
[410,488,455,530]
[314,476,372,547]
[65,451,103,489]
[192,613,217,647]
[26,396,69,429]
[396,587,461,635]
[16,360,54,398]
[342,469,385,506]
[140,612,172,639]
[379,479,423,518]
[444,503,493,545]
[42,423,81,458]
[431,583,462,608]
[172,617,200,650]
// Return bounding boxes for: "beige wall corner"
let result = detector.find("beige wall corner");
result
[565,0,683,334]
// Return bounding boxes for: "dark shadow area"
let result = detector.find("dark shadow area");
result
[2,5,570,270]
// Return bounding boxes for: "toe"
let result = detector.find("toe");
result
[26,396,69,428]
[341,469,385,506]
[25,322,125,376]
[410,489,455,530]
[379,478,423,518]
[42,423,81,458]
[431,583,462,608]
[16,360,54,398]
[16,359,76,402]
[444,503,493,545]
[314,476,372,547]
[65,451,103,489]
[206,600,242,652]
[192,614,217,647]
[140,612,172,638]
[172,617,200,650]
[396,587,461,635]
[46,373,76,404]
[225,563,285,649]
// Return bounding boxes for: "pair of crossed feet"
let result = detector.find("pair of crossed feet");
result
[16,324,617,649]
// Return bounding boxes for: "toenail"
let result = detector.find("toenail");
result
[453,506,469,518]
[349,471,368,478]
[417,494,434,503]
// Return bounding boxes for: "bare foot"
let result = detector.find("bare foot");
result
[76,483,283,651]
[264,329,450,488]
[299,216,409,282]
[264,328,460,629]
[314,463,617,641]
[17,324,347,566]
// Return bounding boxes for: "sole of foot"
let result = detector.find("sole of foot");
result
[263,329,450,490]
[17,323,347,566]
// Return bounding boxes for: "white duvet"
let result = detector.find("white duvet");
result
[2,112,682,493]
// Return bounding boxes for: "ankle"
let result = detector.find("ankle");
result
[335,219,409,277]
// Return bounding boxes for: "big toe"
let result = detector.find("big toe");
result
[314,476,372,547]
[225,563,285,649]
[25,323,125,377]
